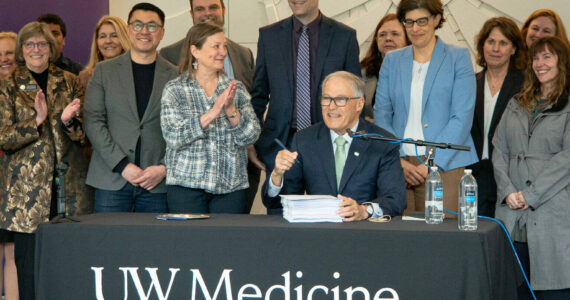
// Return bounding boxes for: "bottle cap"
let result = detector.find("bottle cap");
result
[464,169,472,175]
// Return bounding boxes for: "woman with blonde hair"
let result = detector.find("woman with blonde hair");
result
[78,15,130,88]
[0,32,17,80]
[0,30,19,300]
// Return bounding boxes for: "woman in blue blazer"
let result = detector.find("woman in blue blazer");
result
[374,0,477,215]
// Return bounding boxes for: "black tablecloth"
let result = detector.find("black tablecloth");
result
[35,213,520,299]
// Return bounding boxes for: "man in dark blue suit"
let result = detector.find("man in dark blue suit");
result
[250,0,361,212]
[266,71,406,220]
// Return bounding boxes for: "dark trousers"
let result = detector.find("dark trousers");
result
[167,185,247,214]
[515,242,570,300]
[14,232,35,300]
[471,159,497,217]
[245,161,261,214]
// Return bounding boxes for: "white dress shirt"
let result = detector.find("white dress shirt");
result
[268,121,384,217]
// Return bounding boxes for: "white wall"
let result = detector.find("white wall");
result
[112,0,570,66]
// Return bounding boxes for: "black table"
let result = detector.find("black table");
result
[35,213,520,299]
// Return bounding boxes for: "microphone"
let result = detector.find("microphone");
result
[346,128,355,137]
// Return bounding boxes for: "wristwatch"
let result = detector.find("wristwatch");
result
[365,204,374,219]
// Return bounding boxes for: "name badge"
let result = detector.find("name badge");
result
[20,84,38,91]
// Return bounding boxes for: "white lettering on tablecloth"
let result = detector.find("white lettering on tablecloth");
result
[90,268,399,300]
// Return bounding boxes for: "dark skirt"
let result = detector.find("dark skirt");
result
[0,228,15,243]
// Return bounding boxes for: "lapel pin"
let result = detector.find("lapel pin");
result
[354,152,360,157]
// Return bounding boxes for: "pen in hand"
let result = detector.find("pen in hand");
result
[274,138,300,164]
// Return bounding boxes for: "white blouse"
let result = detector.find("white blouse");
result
[403,60,430,156]
[482,75,500,159]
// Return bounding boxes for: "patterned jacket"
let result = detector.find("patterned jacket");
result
[161,73,260,194]
[0,65,92,233]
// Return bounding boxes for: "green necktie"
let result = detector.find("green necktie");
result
[334,136,347,189]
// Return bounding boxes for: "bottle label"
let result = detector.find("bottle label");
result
[465,190,476,203]
[433,187,443,199]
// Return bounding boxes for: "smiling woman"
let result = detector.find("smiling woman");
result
[0,21,92,298]
[520,9,569,53]
[0,30,18,300]
[0,32,17,80]
[160,23,260,214]
[492,36,570,298]
[78,16,130,89]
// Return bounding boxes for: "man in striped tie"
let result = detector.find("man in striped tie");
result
[266,71,407,220]
[251,0,361,214]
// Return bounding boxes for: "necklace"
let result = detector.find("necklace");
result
[486,72,505,96]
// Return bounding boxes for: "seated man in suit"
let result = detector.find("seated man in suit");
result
[251,0,361,213]
[267,71,406,221]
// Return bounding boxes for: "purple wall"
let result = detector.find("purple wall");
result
[0,0,109,66]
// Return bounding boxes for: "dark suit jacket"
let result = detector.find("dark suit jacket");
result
[159,37,255,92]
[469,68,524,216]
[84,51,178,192]
[471,69,524,161]
[251,15,361,172]
[265,120,406,215]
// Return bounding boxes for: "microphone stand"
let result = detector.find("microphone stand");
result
[346,129,470,167]
[51,157,79,223]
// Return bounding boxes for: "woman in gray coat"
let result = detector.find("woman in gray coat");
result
[493,36,570,299]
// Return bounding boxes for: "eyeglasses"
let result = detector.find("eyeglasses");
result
[23,41,49,50]
[321,96,361,107]
[402,15,433,28]
[129,21,162,33]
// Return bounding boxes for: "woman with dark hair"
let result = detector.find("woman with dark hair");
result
[374,0,477,215]
[520,9,569,50]
[469,17,525,218]
[161,23,260,213]
[0,21,91,299]
[493,36,570,299]
[360,13,409,119]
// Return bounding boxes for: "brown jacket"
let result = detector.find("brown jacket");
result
[0,65,92,233]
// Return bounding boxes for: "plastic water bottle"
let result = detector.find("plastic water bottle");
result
[425,166,443,224]
[458,169,478,231]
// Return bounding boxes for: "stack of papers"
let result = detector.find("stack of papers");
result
[281,195,343,223]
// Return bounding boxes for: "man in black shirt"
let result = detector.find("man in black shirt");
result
[84,3,178,213]
[37,13,84,75]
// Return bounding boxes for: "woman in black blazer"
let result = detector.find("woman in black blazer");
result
[470,17,525,217]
